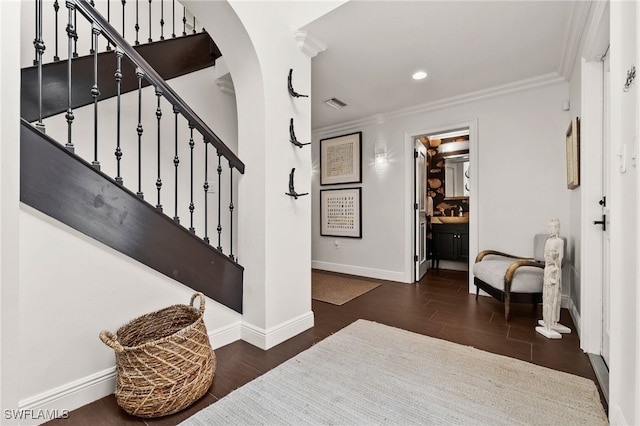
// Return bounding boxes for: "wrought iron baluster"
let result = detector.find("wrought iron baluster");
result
[121,0,126,39]
[173,105,179,223]
[155,89,163,212]
[148,0,152,42]
[106,0,111,50]
[53,0,60,61]
[203,138,209,244]
[182,6,186,36]
[229,162,235,261]
[73,7,78,57]
[91,27,101,170]
[134,0,140,45]
[89,0,95,54]
[34,0,45,132]
[171,0,175,38]
[188,124,195,233]
[136,68,144,199]
[192,16,196,34]
[216,151,222,252]
[33,0,38,65]
[114,50,124,184]
[160,0,164,40]
[65,1,75,152]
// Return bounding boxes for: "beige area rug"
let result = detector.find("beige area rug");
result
[311,270,381,305]
[182,320,607,426]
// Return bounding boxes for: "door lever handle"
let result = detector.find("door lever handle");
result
[593,214,606,231]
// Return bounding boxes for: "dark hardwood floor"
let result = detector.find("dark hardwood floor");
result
[46,269,605,425]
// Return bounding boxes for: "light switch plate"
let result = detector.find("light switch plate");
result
[619,144,627,174]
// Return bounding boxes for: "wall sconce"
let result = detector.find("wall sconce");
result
[374,141,387,168]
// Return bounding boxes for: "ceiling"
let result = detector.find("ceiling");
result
[302,1,587,131]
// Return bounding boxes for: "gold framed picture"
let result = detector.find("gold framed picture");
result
[566,117,580,190]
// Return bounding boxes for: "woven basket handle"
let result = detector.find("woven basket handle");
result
[190,292,206,314]
[99,330,124,353]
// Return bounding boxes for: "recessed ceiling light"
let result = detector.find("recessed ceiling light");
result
[412,71,427,80]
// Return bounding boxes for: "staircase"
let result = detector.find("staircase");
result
[20,0,244,313]
[21,31,221,122]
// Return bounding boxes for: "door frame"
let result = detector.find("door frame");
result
[577,0,609,357]
[579,57,605,354]
[403,117,478,292]
[414,140,428,281]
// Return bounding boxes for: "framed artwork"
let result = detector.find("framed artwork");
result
[319,132,362,185]
[566,117,580,189]
[320,187,362,238]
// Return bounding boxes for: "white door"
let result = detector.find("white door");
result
[415,140,428,281]
[601,53,611,367]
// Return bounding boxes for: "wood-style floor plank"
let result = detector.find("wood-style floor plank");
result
[45,269,605,426]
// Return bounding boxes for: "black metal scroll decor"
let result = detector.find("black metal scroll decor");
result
[287,68,308,200]
[287,68,308,98]
[285,168,308,199]
[289,118,310,148]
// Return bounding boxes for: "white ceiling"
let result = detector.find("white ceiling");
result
[302,1,586,131]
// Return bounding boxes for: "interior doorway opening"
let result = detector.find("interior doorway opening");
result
[405,117,478,290]
[414,126,472,282]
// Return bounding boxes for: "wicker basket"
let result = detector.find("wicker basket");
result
[99,292,216,418]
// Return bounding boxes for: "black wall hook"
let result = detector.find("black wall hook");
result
[285,168,308,199]
[289,118,310,148]
[288,69,309,98]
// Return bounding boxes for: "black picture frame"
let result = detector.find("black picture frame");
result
[320,187,362,238]
[319,132,362,185]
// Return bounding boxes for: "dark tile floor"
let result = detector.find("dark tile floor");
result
[46,269,605,425]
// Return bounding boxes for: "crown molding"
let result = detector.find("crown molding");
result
[214,57,235,96]
[580,0,609,62]
[294,30,327,58]
[558,1,592,80]
[216,77,235,96]
[313,72,565,137]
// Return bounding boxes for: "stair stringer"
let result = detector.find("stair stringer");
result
[21,32,221,123]
[20,119,243,313]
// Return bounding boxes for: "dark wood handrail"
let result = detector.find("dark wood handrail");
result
[74,0,245,173]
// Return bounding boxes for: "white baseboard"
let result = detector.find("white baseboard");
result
[312,261,405,282]
[242,311,315,350]
[15,322,243,422]
[208,321,242,350]
[566,296,581,338]
[18,367,116,422]
[609,404,626,425]
[15,315,311,418]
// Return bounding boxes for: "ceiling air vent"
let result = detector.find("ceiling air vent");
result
[324,97,347,110]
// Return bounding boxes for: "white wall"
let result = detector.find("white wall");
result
[608,1,639,423]
[184,0,346,349]
[313,82,574,295]
[16,44,243,421]
[12,1,246,417]
[568,55,583,318]
[18,204,241,414]
[0,1,22,423]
